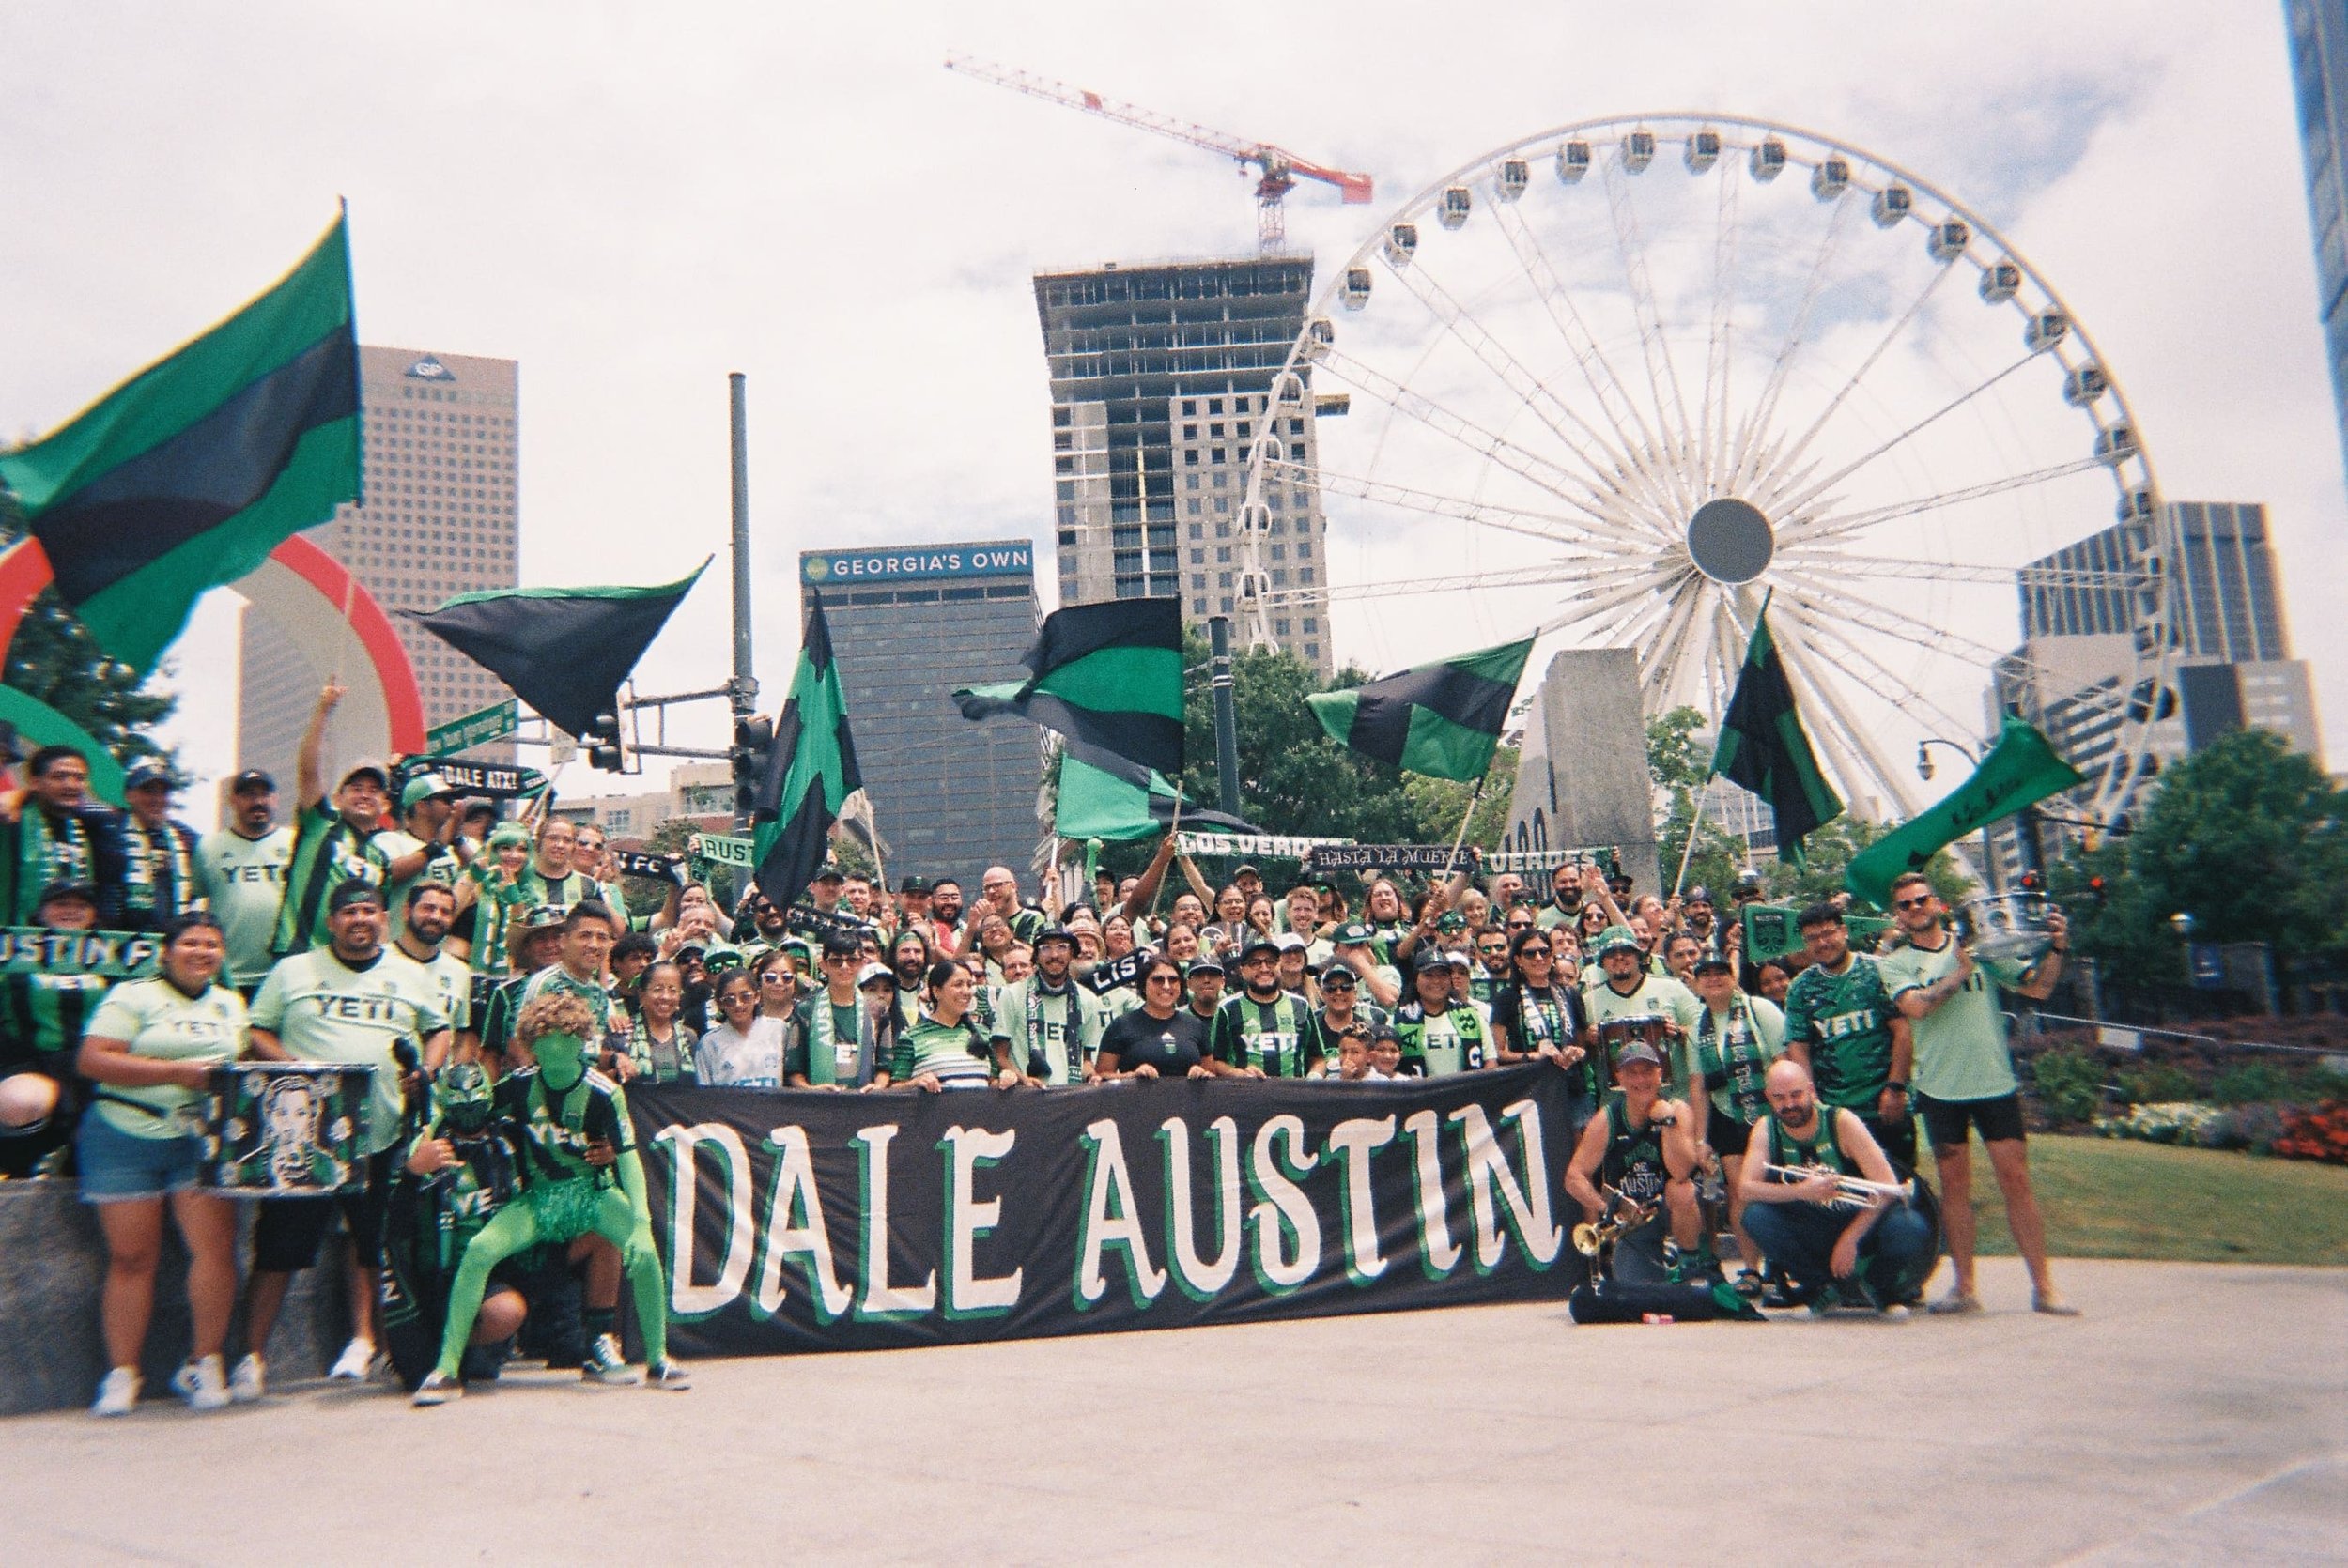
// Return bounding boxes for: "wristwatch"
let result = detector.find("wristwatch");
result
[1885,1081,1908,1095]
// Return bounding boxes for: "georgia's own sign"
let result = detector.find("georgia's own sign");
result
[628,1065,1587,1355]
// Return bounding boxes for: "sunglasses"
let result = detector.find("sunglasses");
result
[1893,896,1934,911]
[1521,945,1552,958]
[1323,975,1356,988]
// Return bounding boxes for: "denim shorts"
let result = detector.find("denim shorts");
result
[76,1111,205,1203]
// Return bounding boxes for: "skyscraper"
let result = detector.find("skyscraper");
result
[799,541,1042,880]
[2287,0,2348,484]
[236,347,519,788]
[1033,257,1335,675]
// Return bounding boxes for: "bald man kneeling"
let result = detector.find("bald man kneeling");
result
[1739,1060,1937,1315]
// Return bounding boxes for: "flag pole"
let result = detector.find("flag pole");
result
[1671,786,1707,899]
[1440,758,1495,889]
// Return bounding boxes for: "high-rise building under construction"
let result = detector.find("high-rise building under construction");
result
[1033,256,1335,676]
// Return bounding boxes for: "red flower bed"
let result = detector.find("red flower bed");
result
[2272,1100,2348,1164]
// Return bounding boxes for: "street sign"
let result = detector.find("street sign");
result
[424,699,518,754]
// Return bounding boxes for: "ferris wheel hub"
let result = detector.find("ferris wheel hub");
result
[1685,497,1775,585]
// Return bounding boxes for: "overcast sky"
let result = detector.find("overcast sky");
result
[4,0,2341,803]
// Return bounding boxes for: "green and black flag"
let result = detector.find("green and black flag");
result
[955,598,1184,777]
[405,561,707,739]
[1845,716,2083,909]
[752,591,861,907]
[1054,735,1257,842]
[1710,607,1843,860]
[0,211,360,674]
[1305,636,1533,781]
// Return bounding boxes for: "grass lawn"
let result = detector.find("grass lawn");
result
[1950,1134,2348,1266]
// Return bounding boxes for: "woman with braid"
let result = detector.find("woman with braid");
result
[413,992,688,1404]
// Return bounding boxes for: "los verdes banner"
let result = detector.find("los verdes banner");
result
[630,1065,1586,1355]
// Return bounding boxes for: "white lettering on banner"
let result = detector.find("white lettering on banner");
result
[1247,1115,1321,1290]
[659,1123,756,1316]
[941,1126,1023,1319]
[756,1127,854,1321]
[1450,1100,1565,1270]
[852,1125,937,1318]
[1402,1108,1463,1276]
[1074,1118,1166,1308]
[1159,1115,1243,1299]
[1323,1115,1398,1284]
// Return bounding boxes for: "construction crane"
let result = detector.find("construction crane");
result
[945,53,1372,254]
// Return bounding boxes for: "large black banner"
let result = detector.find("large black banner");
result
[628,1065,1587,1355]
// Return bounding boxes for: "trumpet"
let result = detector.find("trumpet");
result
[1762,1164,1913,1210]
[1571,1187,1659,1257]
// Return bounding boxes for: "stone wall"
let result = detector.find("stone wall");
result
[0,1181,350,1416]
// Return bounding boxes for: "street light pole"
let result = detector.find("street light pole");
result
[728,373,757,831]
[1917,736,1999,894]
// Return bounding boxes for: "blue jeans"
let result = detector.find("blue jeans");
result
[1744,1198,1934,1303]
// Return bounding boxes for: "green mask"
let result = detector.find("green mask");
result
[530,1030,589,1092]
[436,1061,494,1134]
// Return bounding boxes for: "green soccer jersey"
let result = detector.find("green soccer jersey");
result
[790,995,868,1086]
[274,803,393,959]
[199,827,295,988]
[1394,1000,1487,1077]
[517,964,614,1038]
[1780,954,1901,1110]
[250,948,449,1154]
[0,970,113,1076]
[1211,991,1321,1078]
[1879,936,2019,1103]
[390,943,472,1036]
[373,829,463,939]
[889,1015,994,1084]
[992,976,1108,1084]
[85,976,247,1138]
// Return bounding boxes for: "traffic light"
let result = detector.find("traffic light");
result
[585,709,626,773]
[732,715,775,821]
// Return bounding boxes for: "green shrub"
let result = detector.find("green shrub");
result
[2031,1048,2106,1124]
[2119,1063,2198,1104]
[2213,1061,2291,1106]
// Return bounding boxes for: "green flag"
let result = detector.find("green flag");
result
[1846,716,2085,908]
[1053,736,1255,842]
[1305,636,1532,781]
[0,212,359,675]
[955,599,1183,776]
[1711,608,1842,861]
[751,591,862,907]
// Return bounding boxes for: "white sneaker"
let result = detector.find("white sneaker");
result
[581,1332,640,1386]
[410,1371,460,1407]
[170,1355,231,1412]
[327,1337,375,1381]
[228,1352,265,1403]
[646,1359,692,1391]
[91,1366,140,1417]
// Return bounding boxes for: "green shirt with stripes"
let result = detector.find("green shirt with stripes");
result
[273,802,392,958]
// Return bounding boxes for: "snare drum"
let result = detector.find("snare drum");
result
[1958,892,2058,988]
[197,1062,371,1195]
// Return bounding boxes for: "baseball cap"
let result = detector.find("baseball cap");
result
[813,862,845,883]
[1186,954,1227,976]
[35,880,99,910]
[1444,948,1474,970]
[1692,954,1735,977]
[1234,863,1261,879]
[336,760,392,792]
[1272,932,1307,954]
[1033,925,1076,949]
[124,761,173,792]
[1593,924,1644,960]
[1320,962,1358,985]
[1684,885,1714,906]
[898,875,931,895]
[1332,920,1376,945]
[1238,936,1281,963]
[228,769,276,795]
[1412,947,1453,976]
[857,961,896,989]
[327,880,386,914]
[399,772,457,811]
[1613,1037,1665,1068]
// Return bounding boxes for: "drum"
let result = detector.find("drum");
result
[1957,892,2059,988]
[196,1062,371,1195]
[1597,1012,1672,1066]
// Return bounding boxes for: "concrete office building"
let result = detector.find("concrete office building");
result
[237,347,519,797]
[2287,0,2348,485]
[799,541,1042,880]
[1034,257,1335,676]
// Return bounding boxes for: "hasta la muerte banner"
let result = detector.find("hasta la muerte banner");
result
[627,1065,1586,1354]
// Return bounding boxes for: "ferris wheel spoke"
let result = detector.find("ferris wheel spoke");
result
[1777,572,2015,670]
[1646,580,1716,708]
[1780,455,2108,546]
[1284,561,1588,606]
[1537,561,1687,641]
[1759,352,2037,524]
[1726,193,1858,498]
[1377,255,1673,520]
[1486,197,1678,503]
[1745,261,1960,510]
[1698,163,1743,498]
[1599,156,1700,517]
[1314,345,1672,545]
[1769,616,1929,821]
[1781,605,1980,745]
[1773,548,2148,592]
[1284,461,1645,551]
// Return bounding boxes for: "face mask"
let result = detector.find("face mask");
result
[436,1061,495,1134]
[530,1031,589,1092]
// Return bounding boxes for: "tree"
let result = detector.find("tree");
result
[0,485,177,768]
[2053,730,2348,989]
[1647,706,1748,899]
[1402,745,1518,851]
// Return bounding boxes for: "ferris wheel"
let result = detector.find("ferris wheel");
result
[1239,114,2173,826]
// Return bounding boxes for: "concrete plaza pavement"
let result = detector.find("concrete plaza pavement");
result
[5,1256,2343,1564]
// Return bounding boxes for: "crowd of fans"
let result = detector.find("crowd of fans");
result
[0,680,2078,1419]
